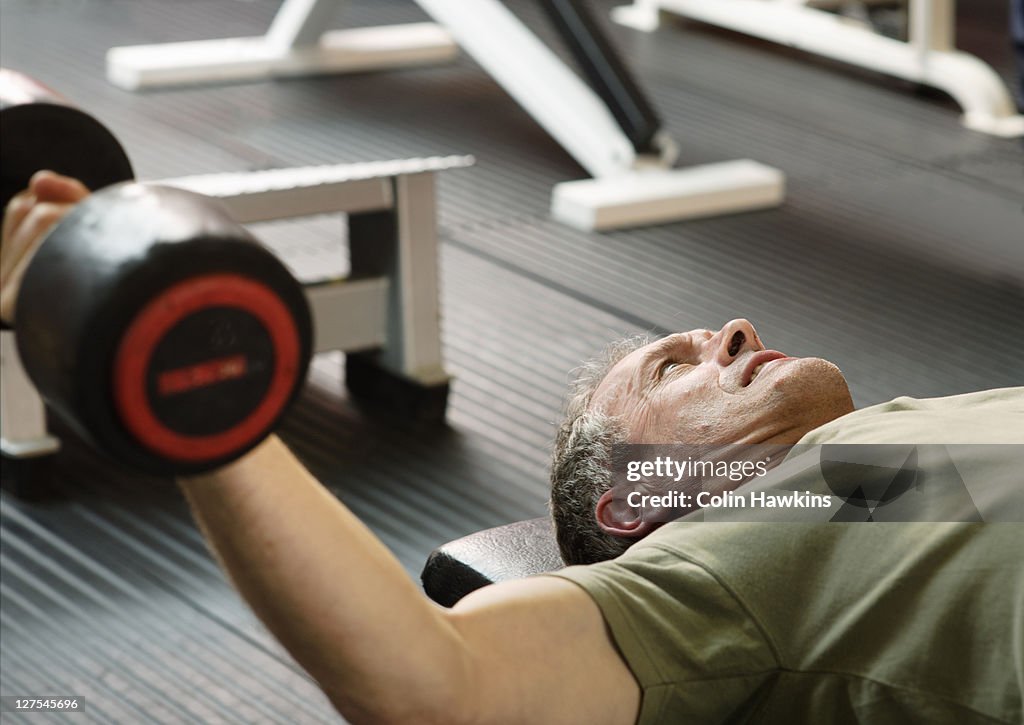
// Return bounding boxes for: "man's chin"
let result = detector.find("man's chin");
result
[768,357,854,425]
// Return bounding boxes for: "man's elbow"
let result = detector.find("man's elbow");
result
[322,630,482,725]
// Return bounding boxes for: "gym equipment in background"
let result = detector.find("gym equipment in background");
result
[1,70,466,487]
[611,0,1024,138]
[105,0,785,232]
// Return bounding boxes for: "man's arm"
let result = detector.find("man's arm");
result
[2,174,640,724]
[181,436,641,725]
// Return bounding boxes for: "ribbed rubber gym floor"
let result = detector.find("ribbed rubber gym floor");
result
[2,0,1022,721]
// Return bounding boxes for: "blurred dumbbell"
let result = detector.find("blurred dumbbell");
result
[1,69,313,475]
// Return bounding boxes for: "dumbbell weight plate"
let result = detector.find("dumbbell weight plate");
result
[0,69,134,221]
[15,182,313,475]
[113,273,302,464]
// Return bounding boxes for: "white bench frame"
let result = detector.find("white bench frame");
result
[611,0,1024,138]
[106,0,785,231]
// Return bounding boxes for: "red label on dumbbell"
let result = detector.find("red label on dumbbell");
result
[113,274,301,463]
[157,354,249,396]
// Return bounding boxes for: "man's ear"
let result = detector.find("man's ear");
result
[595,489,661,539]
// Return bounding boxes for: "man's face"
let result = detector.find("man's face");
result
[589,319,854,446]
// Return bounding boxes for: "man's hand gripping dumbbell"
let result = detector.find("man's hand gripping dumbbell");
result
[1,69,313,475]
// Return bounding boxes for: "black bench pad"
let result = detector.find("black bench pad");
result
[421,517,564,607]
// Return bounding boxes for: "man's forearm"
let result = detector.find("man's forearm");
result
[178,435,473,724]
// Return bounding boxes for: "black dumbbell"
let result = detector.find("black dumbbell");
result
[1,70,313,475]
[0,71,135,212]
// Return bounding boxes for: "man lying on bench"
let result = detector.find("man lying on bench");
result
[4,172,1021,724]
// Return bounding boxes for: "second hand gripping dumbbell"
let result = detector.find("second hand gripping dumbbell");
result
[1,69,313,475]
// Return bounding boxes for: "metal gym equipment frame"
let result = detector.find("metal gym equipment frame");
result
[611,0,1024,138]
[1,156,468,472]
[106,0,785,231]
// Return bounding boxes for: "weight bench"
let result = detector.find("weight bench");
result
[612,0,1024,138]
[421,517,564,607]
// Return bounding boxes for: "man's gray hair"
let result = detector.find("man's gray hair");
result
[549,335,650,566]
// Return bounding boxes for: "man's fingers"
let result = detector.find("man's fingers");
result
[30,170,91,203]
[1,172,84,276]
[0,201,73,298]
[0,201,74,324]
[1,190,39,280]
[0,242,42,322]
[1,176,87,324]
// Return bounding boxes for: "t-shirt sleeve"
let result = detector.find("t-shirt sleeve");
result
[546,541,778,724]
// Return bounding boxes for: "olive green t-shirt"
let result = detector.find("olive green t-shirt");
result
[550,388,1024,723]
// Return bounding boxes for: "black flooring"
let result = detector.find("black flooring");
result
[1,0,1022,721]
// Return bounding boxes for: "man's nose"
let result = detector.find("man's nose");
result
[709,319,762,365]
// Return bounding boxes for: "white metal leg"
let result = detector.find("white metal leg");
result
[552,160,785,231]
[416,0,637,179]
[0,331,60,459]
[612,0,1024,137]
[107,0,457,90]
[388,172,447,385]
[266,0,347,48]
[611,0,665,32]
